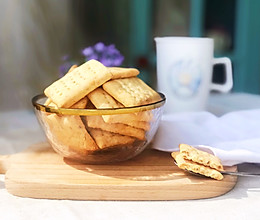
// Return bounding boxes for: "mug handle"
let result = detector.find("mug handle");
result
[211,57,233,92]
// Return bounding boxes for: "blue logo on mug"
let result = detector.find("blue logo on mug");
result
[168,60,202,98]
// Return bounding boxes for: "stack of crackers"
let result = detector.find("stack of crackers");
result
[41,59,162,160]
[171,144,224,180]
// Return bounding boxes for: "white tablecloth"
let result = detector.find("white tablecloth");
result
[1,103,260,219]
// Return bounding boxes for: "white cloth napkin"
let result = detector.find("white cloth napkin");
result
[152,109,260,166]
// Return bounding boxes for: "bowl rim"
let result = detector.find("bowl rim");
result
[32,93,166,116]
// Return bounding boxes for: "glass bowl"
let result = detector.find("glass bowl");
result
[32,93,165,164]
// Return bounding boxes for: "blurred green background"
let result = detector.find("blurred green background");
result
[1,0,260,110]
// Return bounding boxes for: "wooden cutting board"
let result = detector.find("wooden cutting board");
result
[0,142,237,200]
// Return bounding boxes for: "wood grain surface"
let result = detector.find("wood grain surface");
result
[1,142,237,200]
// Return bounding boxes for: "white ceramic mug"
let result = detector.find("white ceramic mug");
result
[155,37,233,113]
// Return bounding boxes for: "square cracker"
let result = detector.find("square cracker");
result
[44,59,112,108]
[44,64,78,106]
[84,115,146,140]
[87,87,122,109]
[179,144,223,171]
[102,112,152,130]
[87,88,151,130]
[70,96,88,109]
[88,128,135,149]
[171,152,223,180]
[108,67,139,79]
[45,97,88,109]
[43,114,98,155]
[102,77,161,107]
[120,119,150,131]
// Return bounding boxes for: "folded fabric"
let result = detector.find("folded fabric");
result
[152,109,260,166]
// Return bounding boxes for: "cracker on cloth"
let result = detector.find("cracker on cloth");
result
[88,128,135,149]
[44,60,112,108]
[171,152,223,180]
[179,144,223,171]
[102,77,161,107]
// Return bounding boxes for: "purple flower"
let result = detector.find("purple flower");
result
[94,42,105,52]
[107,44,115,52]
[113,56,124,66]
[82,47,93,57]
[100,57,113,67]
[88,54,99,60]
[59,42,124,77]
[82,42,124,67]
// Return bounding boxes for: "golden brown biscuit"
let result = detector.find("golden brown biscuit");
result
[85,115,146,140]
[121,120,150,131]
[171,152,223,180]
[43,114,98,155]
[68,64,78,72]
[44,97,88,109]
[44,98,52,106]
[70,97,88,109]
[44,60,112,108]
[87,87,123,109]
[88,128,135,149]
[102,77,161,107]
[87,88,151,129]
[108,67,139,79]
[179,144,223,171]
[44,64,78,106]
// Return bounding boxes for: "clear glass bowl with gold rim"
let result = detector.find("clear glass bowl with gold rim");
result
[32,93,166,164]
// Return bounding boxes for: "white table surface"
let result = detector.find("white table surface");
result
[1,93,260,220]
